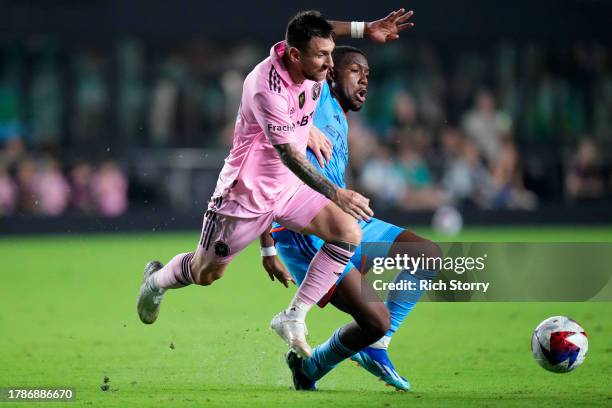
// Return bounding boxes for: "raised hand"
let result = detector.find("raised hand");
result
[366,8,415,43]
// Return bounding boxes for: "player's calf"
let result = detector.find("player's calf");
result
[272,203,363,357]
[356,306,390,345]
[272,239,360,357]
[327,269,391,351]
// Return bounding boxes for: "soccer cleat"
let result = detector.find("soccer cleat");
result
[286,350,317,391]
[270,310,312,358]
[137,261,166,324]
[350,346,410,391]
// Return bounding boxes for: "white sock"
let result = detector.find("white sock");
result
[286,299,310,321]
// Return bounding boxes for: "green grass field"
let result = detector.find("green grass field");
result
[1,226,611,407]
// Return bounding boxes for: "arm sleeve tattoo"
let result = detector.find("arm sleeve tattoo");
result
[274,143,337,201]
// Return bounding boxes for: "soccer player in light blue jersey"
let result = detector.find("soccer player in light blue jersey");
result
[264,46,441,391]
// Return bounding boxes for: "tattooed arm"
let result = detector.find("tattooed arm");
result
[274,143,372,221]
[274,143,337,199]
[249,88,371,220]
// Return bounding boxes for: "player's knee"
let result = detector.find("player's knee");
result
[422,239,443,264]
[200,271,224,286]
[363,307,390,340]
[397,233,443,269]
[331,220,362,245]
[347,223,362,245]
[190,263,225,286]
[415,239,441,280]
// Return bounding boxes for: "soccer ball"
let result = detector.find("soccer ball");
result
[531,316,588,373]
[432,206,463,236]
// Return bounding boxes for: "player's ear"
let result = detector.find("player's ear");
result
[288,47,301,63]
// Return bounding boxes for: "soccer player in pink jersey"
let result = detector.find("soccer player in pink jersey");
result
[137,9,414,357]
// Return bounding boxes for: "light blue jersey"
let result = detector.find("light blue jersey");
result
[272,81,403,292]
[307,80,349,189]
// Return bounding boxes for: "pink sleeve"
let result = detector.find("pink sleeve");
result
[252,90,296,146]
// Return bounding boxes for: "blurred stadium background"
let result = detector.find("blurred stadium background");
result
[0,0,611,233]
[1,2,611,406]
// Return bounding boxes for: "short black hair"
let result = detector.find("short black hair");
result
[286,10,334,53]
[332,45,367,67]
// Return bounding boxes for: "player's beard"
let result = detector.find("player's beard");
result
[350,101,364,111]
[341,88,366,112]
[350,93,366,111]
[304,66,329,82]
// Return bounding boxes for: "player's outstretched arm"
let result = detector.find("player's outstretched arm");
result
[259,225,294,287]
[329,8,414,43]
[274,143,373,221]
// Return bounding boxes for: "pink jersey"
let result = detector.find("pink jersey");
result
[213,41,324,217]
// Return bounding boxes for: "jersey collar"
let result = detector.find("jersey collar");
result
[270,41,299,87]
[330,85,349,117]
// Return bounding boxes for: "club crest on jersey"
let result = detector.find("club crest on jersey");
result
[298,91,305,109]
[312,82,321,100]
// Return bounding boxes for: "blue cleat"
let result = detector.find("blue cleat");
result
[285,350,317,391]
[351,347,410,391]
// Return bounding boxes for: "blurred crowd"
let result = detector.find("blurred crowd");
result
[0,142,127,216]
[349,91,540,211]
[0,37,611,214]
[350,93,611,211]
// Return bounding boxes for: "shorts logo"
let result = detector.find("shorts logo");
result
[214,241,230,257]
[298,91,305,109]
[312,82,321,100]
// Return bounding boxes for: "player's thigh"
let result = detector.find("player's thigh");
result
[301,201,362,244]
[330,268,389,331]
[354,218,441,271]
[388,229,442,260]
[276,183,360,244]
[352,217,404,271]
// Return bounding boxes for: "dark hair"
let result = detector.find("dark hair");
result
[332,45,367,66]
[286,10,334,52]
